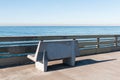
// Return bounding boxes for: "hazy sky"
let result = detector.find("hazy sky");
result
[0,0,120,26]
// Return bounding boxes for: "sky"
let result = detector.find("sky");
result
[0,0,120,26]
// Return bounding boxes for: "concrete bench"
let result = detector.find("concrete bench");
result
[27,40,79,72]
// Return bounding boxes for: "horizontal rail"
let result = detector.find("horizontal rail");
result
[99,41,114,44]
[0,35,120,41]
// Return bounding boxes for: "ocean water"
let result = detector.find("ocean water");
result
[0,26,120,36]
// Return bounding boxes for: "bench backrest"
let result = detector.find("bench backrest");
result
[35,40,79,61]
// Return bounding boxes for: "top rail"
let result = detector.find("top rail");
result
[0,35,120,41]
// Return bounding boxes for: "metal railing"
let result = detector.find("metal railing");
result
[0,35,120,66]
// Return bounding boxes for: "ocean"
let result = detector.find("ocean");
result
[0,26,120,36]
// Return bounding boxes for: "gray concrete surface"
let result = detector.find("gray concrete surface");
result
[0,51,120,80]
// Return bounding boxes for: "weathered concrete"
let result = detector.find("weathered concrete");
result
[0,51,120,80]
[27,40,79,71]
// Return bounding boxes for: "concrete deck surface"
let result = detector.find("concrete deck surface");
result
[0,51,120,80]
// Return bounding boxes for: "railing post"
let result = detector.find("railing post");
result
[97,38,100,48]
[41,40,44,42]
[73,38,76,40]
[115,36,118,47]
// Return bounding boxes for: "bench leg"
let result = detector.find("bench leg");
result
[63,40,77,66]
[35,51,48,72]
[35,60,48,72]
[63,56,75,66]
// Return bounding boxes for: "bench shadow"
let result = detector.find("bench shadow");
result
[0,58,116,71]
[47,58,116,72]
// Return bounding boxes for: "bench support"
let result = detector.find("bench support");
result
[63,57,75,66]
[63,40,76,66]
[35,51,48,72]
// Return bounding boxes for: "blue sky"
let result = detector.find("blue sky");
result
[0,0,120,26]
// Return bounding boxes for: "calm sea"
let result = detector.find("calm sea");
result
[0,26,120,36]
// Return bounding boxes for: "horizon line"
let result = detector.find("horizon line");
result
[0,25,120,27]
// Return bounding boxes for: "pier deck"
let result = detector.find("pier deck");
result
[0,51,120,80]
